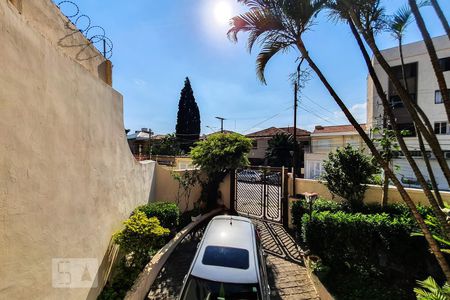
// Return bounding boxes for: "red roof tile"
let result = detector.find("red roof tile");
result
[312,124,366,134]
[246,126,310,137]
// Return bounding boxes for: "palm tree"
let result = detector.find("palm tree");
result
[408,0,450,122]
[389,3,444,208]
[346,0,450,193]
[329,0,450,245]
[429,0,450,42]
[228,0,450,281]
[265,133,295,167]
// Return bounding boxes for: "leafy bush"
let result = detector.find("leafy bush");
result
[291,198,343,229]
[113,211,169,263]
[321,144,379,209]
[136,202,180,231]
[302,210,432,276]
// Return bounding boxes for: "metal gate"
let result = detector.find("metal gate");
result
[232,166,288,225]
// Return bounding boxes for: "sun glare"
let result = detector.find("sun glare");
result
[214,1,233,26]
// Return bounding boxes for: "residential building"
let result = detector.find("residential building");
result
[367,35,450,190]
[127,128,152,155]
[304,124,367,179]
[246,126,310,166]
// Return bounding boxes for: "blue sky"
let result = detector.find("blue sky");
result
[63,0,450,134]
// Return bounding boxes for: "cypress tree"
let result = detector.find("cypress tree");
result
[175,77,201,152]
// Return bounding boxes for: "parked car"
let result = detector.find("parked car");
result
[179,215,270,300]
[237,170,262,183]
[266,172,281,185]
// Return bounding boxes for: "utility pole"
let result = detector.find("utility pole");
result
[293,79,298,198]
[215,116,226,133]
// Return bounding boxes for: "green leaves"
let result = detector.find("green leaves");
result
[321,144,379,209]
[190,133,252,175]
[414,276,450,300]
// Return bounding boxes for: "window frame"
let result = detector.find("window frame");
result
[434,121,448,135]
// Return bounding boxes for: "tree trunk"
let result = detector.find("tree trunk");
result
[430,0,450,41]
[294,38,450,283]
[347,19,450,238]
[398,34,445,208]
[349,11,450,190]
[382,173,389,207]
[409,0,450,122]
[417,130,445,207]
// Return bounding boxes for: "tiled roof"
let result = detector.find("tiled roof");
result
[312,124,366,134]
[246,126,310,138]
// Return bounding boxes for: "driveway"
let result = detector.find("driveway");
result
[147,218,319,300]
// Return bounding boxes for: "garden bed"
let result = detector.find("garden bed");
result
[292,198,445,300]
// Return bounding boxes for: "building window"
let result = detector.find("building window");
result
[435,90,450,104]
[252,140,258,149]
[307,161,323,179]
[434,122,448,135]
[439,57,450,72]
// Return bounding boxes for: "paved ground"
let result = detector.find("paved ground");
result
[146,218,319,300]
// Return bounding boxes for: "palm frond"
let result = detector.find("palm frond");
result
[256,39,292,84]
[389,4,412,38]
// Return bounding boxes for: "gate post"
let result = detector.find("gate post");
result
[282,167,289,228]
[229,170,236,214]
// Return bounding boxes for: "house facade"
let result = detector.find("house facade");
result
[246,126,310,166]
[304,124,367,179]
[367,35,450,190]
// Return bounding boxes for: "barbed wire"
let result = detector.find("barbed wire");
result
[55,1,113,59]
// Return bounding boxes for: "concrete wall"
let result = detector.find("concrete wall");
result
[0,1,155,299]
[154,164,231,212]
[17,0,109,82]
[291,178,450,206]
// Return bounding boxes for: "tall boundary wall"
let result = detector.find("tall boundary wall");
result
[0,1,155,299]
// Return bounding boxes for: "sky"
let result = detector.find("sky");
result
[59,0,450,135]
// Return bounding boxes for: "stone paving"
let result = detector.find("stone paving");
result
[147,218,319,300]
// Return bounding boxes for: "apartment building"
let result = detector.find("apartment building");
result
[367,35,450,190]
[304,124,367,179]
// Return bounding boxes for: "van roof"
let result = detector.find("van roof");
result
[191,215,259,284]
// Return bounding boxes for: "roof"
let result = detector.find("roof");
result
[246,126,310,138]
[127,131,150,140]
[312,124,366,135]
[191,215,259,284]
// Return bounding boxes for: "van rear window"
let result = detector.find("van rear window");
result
[202,246,249,269]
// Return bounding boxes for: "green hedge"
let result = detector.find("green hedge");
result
[291,198,343,230]
[136,202,180,231]
[302,210,432,276]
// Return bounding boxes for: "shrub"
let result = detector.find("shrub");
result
[302,210,432,276]
[113,211,169,263]
[291,198,343,229]
[136,202,180,231]
[321,144,379,209]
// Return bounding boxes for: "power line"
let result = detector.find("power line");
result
[242,105,294,134]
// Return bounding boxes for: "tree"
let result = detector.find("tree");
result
[150,133,181,156]
[229,0,450,281]
[265,133,294,167]
[371,127,401,206]
[321,145,378,209]
[175,77,201,153]
[190,133,252,208]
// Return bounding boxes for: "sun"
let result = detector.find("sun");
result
[214,1,233,26]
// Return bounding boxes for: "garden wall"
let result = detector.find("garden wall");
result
[154,164,231,212]
[291,177,450,206]
[0,1,155,299]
